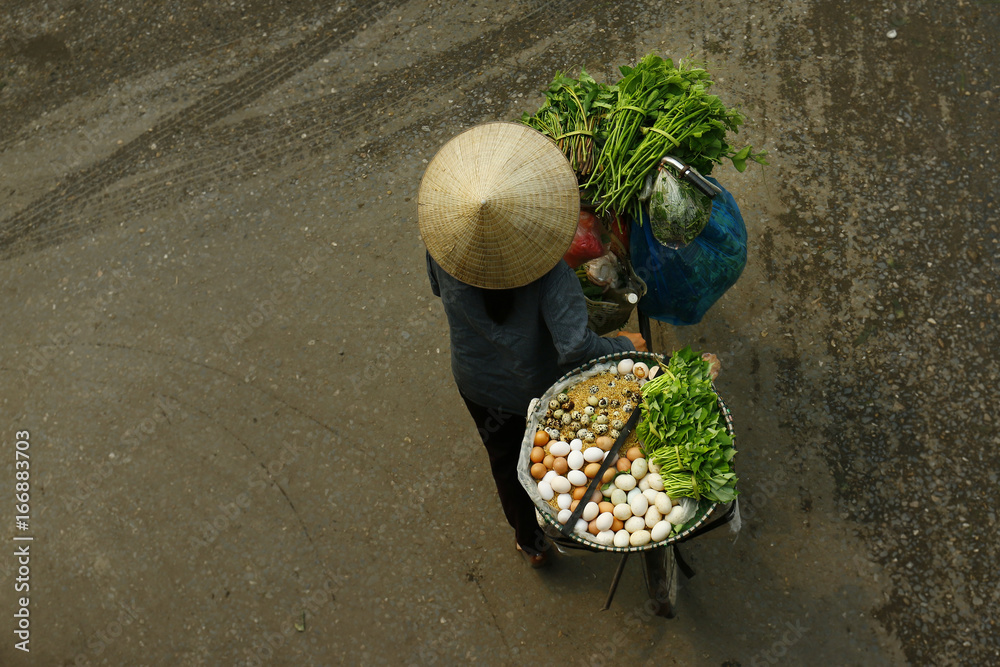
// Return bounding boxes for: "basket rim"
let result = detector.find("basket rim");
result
[520,350,736,553]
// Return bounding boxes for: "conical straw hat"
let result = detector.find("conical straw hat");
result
[418,122,580,289]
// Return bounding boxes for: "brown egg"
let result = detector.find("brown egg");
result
[571,487,587,501]
[530,463,546,479]
[543,454,555,469]
[534,430,550,447]
[588,519,600,535]
[611,517,625,532]
[553,457,569,475]
[530,447,545,464]
[602,467,616,483]
[616,457,632,472]
[596,436,615,451]
[626,447,643,461]
[598,501,615,514]
[584,462,601,478]
[570,499,580,511]
[590,490,603,503]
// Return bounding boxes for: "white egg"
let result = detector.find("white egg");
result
[613,529,631,547]
[626,488,642,503]
[665,505,687,525]
[602,484,615,498]
[632,362,649,379]
[648,365,660,380]
[654,492,672,515]
[595,512,614,531]
[582,502,600,521]
[570,438,584,451]
[629,530,651,546]
[597,530,616,546]
[645,506,662,528]
[643,488,659,504]
[567,450,585,470]
[614,474,637,491]
[612,503,632,521]
[631,458,648,479]
[638,476,651,491]
[557,493,573,510]
[617,358,634,375]
[567,470,588,487]
[542,470,557,484]
[557,508,573,524]
[574,519,589,534]
[646,472,664,491]
[610,489,628,506]
[624,516,646,534]
[549,441,571,457]
[583,447,604,463]
[537,480,554,501]
[630,494,649,517]
[650,520,672,542]
[550,476,571,494]
[648,461,660,474]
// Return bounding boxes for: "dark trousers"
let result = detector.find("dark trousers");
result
[461,394,549,556]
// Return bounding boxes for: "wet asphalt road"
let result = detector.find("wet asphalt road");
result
[0,0,997,665]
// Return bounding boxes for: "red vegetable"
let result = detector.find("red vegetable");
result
[608,211,630,251]
[563,211,605,268]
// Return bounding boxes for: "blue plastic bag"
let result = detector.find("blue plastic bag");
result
[629,177,747,325]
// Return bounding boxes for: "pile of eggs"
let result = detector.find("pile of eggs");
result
[530,429,688,548]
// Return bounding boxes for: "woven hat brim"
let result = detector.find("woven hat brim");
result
[418,122,580,289]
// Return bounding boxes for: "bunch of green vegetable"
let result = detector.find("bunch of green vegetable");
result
[587,54,766,219]
[520,69,614,177]
[520,54,766,220]
[635,347,738,503]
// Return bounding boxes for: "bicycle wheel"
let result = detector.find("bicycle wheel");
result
[641,545,678,618]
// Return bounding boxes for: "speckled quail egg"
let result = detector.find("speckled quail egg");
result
[557,392,569,403]
[583,405,596,416]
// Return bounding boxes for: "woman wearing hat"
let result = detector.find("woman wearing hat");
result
[419,122,647,568]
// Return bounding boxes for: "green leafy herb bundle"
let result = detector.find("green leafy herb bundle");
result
[588,54,766,219]
[635,347,738,503]
[519,68,614,177]
[520,54,766,219]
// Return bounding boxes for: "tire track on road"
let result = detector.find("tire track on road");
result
[4,0,646,255]
[0,0,408,256]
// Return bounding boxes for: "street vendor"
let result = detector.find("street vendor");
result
[419,122,646,568]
